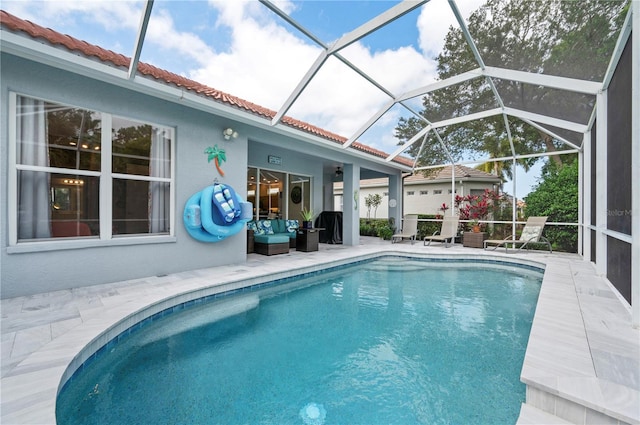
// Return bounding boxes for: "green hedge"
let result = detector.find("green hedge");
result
[360,215,445,240]
[416,215,443,239]
[359,218,395,240]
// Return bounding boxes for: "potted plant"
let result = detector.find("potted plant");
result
[300,208,315,229]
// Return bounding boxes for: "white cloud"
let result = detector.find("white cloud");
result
[2,0,141,30]
[1,1,40,23]
[146,9,216,65]
[3,0,466,154]
[1,0,141,55]
[417,0,485,59]
[417,0,457,57]
[455,0,487,21]
[190,3,321,111]
[189,1,441,153]
[281,41,436,145]
[340,42,438,94]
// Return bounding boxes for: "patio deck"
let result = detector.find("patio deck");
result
[1,237,638,424]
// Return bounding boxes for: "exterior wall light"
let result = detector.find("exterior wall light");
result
[223,127,238,140]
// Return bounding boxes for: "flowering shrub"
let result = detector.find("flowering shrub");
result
[454,189,505,230]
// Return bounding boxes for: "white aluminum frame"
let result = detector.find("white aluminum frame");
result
[632,1,639,328]
[3,0,635,321]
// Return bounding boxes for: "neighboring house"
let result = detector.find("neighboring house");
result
[334,165,502,219]
[0,11,409,298]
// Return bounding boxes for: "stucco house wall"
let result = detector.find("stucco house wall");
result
[335,167,501,219]
[0,11,412,299]
[1,52,406,299]
[4,52,379,298]
[404,180,498,216]
[0,54,253,298]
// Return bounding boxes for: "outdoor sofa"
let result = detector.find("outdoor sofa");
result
[247,219,299,255]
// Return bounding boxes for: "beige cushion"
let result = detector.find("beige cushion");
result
[520,226,541,241]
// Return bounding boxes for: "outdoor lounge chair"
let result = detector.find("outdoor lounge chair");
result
[423,215,459,248]
[483,216,552,252]
[391,214,418,244]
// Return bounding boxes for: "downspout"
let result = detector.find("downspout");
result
[401,172,412,217]
[512,157,517,240]
[451,164,456,217]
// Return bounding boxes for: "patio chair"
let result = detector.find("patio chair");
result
[391,214,418,244]
[483,216,552,252]
[423,215,459,248]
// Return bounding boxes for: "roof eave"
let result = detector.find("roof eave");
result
[407,177,502,185]
[0,28,412,172]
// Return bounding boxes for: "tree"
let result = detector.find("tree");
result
[112,124,153,174]
[524,159,578,252]
[47,106,102,171]
[395,0,626,178]
[364,193,382,219]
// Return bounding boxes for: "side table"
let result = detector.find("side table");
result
[296,228,323,252]
[463,231,487,248]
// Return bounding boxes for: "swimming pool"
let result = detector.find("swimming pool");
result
[56,256,542,424]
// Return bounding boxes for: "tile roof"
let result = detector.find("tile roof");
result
[414,164,502,182]
[334,164,501,189]
[0,10,414,168]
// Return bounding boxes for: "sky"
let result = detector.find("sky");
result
[2,0,544,196]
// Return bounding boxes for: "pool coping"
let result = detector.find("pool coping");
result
[1,245,638,424]
[58,253,546,393]
[518,258,640,424]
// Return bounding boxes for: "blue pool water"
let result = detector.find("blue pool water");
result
[57,257,542,424]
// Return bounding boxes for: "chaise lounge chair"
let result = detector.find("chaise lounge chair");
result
[483,216,552,253]
[423,215,459,248]
[391,214,418,244]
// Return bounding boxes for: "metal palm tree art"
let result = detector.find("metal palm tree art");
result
[205,145,226,177]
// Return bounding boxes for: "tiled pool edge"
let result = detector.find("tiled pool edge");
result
[57,252,386,393]
[2,250,393,424]
[2,247,637,425]
[519,260,640,425]
[60,252,545,395]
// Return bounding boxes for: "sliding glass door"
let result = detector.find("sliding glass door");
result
[288,174,311,222]
[247,167,312,221]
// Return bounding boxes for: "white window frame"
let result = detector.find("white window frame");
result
[7,92,176,253]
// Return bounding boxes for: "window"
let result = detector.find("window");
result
[10,93,174,244]
[433,189,443,195]
[383,191,389,196]
[406,191,415,196]
[420,190,428,195]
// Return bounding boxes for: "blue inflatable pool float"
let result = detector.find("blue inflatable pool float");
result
[183,183,252,243]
